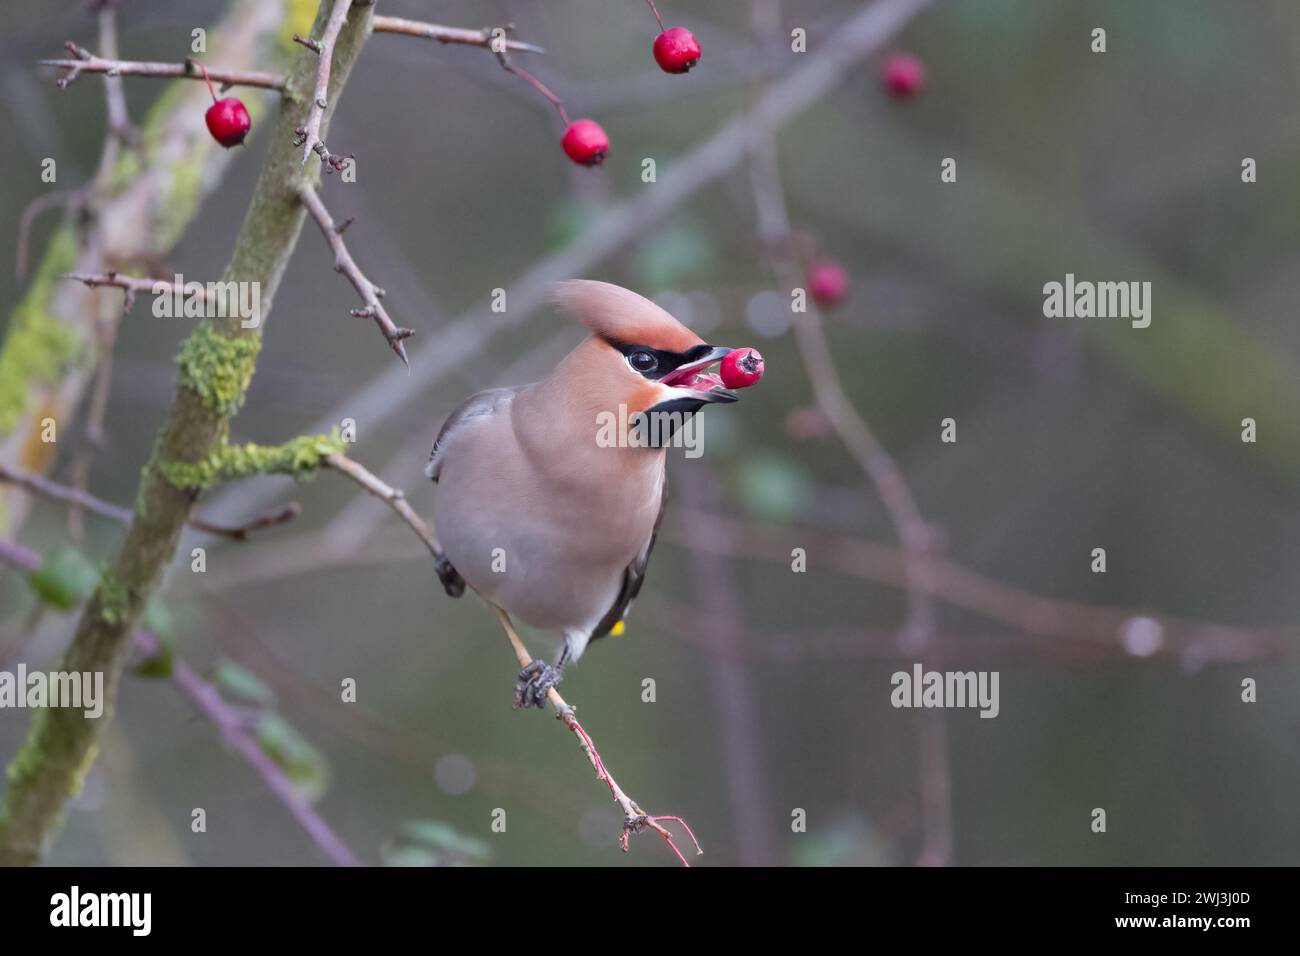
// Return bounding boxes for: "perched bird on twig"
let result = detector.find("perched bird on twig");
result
[427,280,745,708]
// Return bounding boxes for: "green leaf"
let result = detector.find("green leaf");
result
[28,548,99,611]
[399,819,491,861]
[214,659,275,706]
[133,633,174,679]
[255,713,329,802]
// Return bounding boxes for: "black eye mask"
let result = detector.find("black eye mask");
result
[614,343,713,380]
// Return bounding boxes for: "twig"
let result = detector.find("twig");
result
[371,15,545,54]
[321,453,700,864]
[492,606,701,864]
[16,192,81,281]
[0,537,359,867]
[296,0,354,169]
[677,467,776,865]
[39,46,285,91]
[743,31,950,863]
[321,455,437,558]
[207,0,940,529]
[63,271,204,314]
[297,185,414,365]
[493,49,571,125]
[0,461,299,542]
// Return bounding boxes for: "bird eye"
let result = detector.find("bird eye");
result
[628,350,658,374]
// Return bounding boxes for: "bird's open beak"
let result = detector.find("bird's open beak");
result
[658,346,739,404]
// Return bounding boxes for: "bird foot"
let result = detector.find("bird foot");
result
[513,659,562,710]
[435,553,465,597]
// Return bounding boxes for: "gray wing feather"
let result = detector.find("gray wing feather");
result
[425,386,519,482]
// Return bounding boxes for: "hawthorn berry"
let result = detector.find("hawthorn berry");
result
[206,97,251,147]
[881,53,926,99]
[198,64,250,148]
[561,119,609,166]
[653,27,701,74]
[720,347,765,389]
[807,260,850,308]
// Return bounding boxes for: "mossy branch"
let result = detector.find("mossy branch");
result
[0,0,374,866]
[0,0,310,535]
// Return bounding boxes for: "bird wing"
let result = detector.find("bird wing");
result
[590,474,668,640]
[425,386,520,483]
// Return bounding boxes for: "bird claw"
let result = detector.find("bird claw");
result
[435,553,465,597]
[513,659,561,710]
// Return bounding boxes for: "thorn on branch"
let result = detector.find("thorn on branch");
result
[292,34,322,54]
[296,184,412,366]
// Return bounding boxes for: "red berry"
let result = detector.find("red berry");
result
[205,97,251,148]
[882,53,925,98]
[720,347,764,389]
[653,27,701,74]
[807,260,850,308]
[561,119,609,166]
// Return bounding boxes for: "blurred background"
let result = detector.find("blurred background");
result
[1,0,1299,866]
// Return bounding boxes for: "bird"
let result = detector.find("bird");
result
[426,280,742,709]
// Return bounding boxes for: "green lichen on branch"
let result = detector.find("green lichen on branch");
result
[0,229,85,436]
[0,0,378,867]
[176,321,263,417]
[159,430,346,492]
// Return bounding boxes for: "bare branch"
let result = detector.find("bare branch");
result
[39,48,285,91]
[16,191,80,280]
[321,453,700,865]
[321,454,437,558]
[0,461,300,542]
[0,538,359,867]
[297,0,354,168]
[371,15,544,54]
[63,271,202,314]
[297,185,414,365]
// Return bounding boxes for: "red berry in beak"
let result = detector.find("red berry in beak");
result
[561,119,610,166]
[205,97,251,148]
[653,27,702,74]
[882,53,926,98]
[807,260,850,308]
[720,347,764,389]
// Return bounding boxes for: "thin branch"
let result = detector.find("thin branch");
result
[0,538,359,867]
[296,0,354,169]
[156,636,361,866]
[493,49,571,125]
[63,271,204,314]
[371,15,545,54]
[16,191,78,281]
[297,185,414,365]
[321,454,437,558]
[743,35,950,863]
[321,454,700,865]
[207,0,940,529]
[0,461,299,542]
[39,45,285,91]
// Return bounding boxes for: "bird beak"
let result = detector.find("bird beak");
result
[657,346,739,404]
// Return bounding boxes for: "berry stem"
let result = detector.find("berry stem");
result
[197,62,218,104]
[495,54,570,126]
[643,0,666,32]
